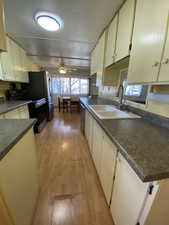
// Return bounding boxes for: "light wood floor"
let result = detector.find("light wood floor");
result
[32,110,114,225]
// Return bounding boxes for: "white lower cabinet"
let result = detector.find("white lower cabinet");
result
[85,110,93,153]
[0,129,38,225]
[4,109,21,119]
[18,105,29,119]
[3,105,29,119]
[0,114,4,119]
[110,153,150,225]
[99,132,117,204]
[92,119,103,174]
[0,192,13,225]
[84,109,169,225]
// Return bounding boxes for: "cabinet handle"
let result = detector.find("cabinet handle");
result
[152,62,159,67]
[161,58,169,64]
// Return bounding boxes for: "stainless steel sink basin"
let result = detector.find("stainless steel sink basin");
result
[88,105,140,119]
[89,105,117,111]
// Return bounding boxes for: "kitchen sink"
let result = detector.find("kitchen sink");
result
[88,105,117,111]
[88,105,140,119]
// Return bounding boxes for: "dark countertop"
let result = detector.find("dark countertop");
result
[0,119,36,160]
[80,97,169,182]
[0,100,32,115]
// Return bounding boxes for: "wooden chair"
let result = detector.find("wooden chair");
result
[70,99,80,113]
[58,97,63,112]
[63,98,70,112]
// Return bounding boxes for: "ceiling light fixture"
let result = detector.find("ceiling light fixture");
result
[59,66,67,74]
[35,12,63,31]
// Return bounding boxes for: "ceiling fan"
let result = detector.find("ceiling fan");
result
[56,58,77,74]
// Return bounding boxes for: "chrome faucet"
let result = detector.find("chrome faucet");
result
[118,84,124,110]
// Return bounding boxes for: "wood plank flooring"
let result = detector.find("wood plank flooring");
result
[32,110,114,225]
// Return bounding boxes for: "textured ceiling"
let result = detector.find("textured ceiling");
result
[4,0,124,74]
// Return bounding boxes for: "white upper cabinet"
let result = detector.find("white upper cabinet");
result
[0,37,13,81]
[115,0,135,62]
[158,24,169,82]
[96,31,106,86]
[110,153,150,225]
[0,0,7,52]
[105,14,118,68]
[128,0,169,84]
[0,37,29,83]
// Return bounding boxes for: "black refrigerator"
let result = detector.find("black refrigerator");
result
[22,71,54,131]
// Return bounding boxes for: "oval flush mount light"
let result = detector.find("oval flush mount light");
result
[35,11,63,31]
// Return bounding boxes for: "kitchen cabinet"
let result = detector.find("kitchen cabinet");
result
[21,49,29,83]
[18,105,29,119]
[158,25,169,82]
[115,0,135,62]
[90,49,95,75]
[92,119,103,175]
[85,108,169,225]
[0,37,14,81]
[85,110,93,153]
[0,0,7,52]
[0,192,13,225]
[11,41,29,83]
[4,105,29,119]
[11,40,21,82]
[96,31,106,86]
[105,14,118,68]
[4,109,20,119]
[90,44,98,76]
[0,128,38,225]
[85,110,90,144]
[99,132,117,204]
[0,114,4,119]
[110,153,150,225]
[128,0,169,84]
[0,37,30,83]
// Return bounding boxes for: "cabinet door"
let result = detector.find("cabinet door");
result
[0,59,3,80]
[115,0,135,62]
[11,42,21,82]
[85,110,93,153]
[110,153,149,225]
[0,114,4,119]
[105,14,118,68]
[88,114,93,153]
[0,192,13,225]
[1,38,14,81]
[4,109,20,119]
[18,47,29,83]
[90,50,95,75]
[0,129,38,225]
[99,132,117,204]
[128,0,169,84]
[96,31,106,86]
[158,21,169,82]
[85,110,90,143]
[18,105,29,119]
[0,0,7,52]
[90,47,97,75]
[92,120,103,174]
